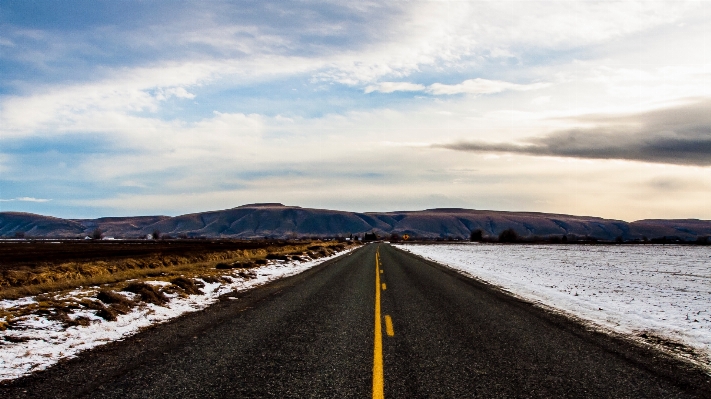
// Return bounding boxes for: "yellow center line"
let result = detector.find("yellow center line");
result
[384,315,394,337]
[382,283,386,290]
[373,250,384,399]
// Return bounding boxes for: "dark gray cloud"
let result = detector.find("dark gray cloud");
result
[437,99,711,166]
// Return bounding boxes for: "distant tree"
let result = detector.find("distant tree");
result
[390,233,401,242]
[92,228,103,240]
[469,229,484,242]
[364,232,378,241]
[14,231,25,239]
[561,235,568,243]
[152,230,161,240]
[615,235,624,243]
[498,228,519,243]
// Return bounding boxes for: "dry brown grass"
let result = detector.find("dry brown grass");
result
[170,277,204,295]
[0,241,351,300]
[123,282,168,306]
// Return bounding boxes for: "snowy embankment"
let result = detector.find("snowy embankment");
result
[0,248,354,381]
[395,243,711,365]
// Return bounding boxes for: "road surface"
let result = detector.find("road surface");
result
[2,244,709,398]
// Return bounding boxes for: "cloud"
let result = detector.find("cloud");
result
[531,96,551,105]
[2,1,711,220]
[364,82,426,94]
[0,56,322,139]
[427,79,549,96]
[436,99,711,166]
[0,197,52,202]
[364,78,548,95]
[311,1,694,86]
[156,87,195,100]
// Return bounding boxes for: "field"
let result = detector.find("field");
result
[0,239,295,266]
[396,243,711,367]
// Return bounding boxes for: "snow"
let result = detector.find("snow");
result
[0,248,354,381]
[395,243,711,364]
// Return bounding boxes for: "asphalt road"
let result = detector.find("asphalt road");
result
[2,244,710,398]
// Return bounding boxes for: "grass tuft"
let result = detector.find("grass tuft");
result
[96,306,119,321]
[237,270,257,279]
[201,275,220,284]
[96,290,135,307]
[170,277,203,295]
[123,282,168,306]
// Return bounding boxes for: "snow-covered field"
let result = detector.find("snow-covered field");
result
[396,243,711,365]
[0,248,354,381]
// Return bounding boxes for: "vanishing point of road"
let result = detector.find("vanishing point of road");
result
[2,244,710,398]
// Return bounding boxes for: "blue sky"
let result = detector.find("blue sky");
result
[1,1,710,220]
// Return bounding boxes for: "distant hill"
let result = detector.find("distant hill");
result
[70,216,171,237]
[628,219,711,241]
[0,212,86,237]
[1,204,710,241]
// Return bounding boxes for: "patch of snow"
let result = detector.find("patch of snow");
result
[0,247,355,381]
[396,243,711,364]
[0,297,37,309]
[144,280,172,287]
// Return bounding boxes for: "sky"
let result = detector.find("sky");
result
[0,1,709,221]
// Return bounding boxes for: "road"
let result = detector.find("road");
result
[2,244,709,398]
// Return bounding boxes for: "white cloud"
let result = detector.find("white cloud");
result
[0,63,215,138]
[364,78,550,96]
[531,96,551,105]
[0,55,322,139]
[0,1,701,141]
[313,1,696,86]
[364,82,426,93]
[427,79,549,96]
[156,87,196,100]
[0,197,52,203]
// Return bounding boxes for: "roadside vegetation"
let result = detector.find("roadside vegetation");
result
[0,240,355,330]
